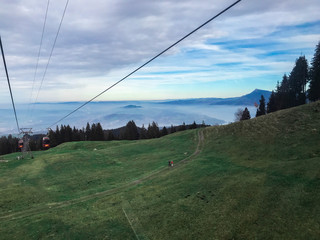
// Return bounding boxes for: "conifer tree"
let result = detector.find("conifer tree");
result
[140,124,148,139]
[161,126,168,136]
[123,120,139,140]
[65,125,72,142]
[256,95,266,117]
[91,123,97,140]
[170,125,176,134]
[178,122,186,131]
[276,74,292,110]
[72,127,80,141]
[190,121,197,129]
[288,56,309,106]
[267,91,277,113]
[95,123,105,141]
[60,125,66,143]
[55,125,62,145]
[80,128,86,141]
[308,41,320,101]
[85,122,91,140]
[240,107,251,121]
[147,122,160,138]
[108,130,116,141]
[48,128,57,147]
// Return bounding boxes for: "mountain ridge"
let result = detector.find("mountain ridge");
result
[160,89,271,106]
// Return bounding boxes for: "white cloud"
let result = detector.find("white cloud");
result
[0,0,319,103]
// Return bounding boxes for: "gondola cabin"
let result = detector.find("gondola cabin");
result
[42,137,50,149]
[18,139,23,149]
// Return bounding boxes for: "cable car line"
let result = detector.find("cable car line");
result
[26,0,51,121]
[30,0,70,119]
[0,35,20,133]
[47,0,242,129]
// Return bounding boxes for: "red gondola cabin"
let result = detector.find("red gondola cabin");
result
[42,137,50,149]
[18,139,23,149]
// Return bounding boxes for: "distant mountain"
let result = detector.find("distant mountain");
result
[123,105,142,109]
[160,89,271,106]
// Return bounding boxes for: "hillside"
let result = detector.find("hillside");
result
[0,101,319,239]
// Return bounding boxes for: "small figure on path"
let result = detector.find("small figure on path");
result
[168,160,171,166]
[171,160,173,167]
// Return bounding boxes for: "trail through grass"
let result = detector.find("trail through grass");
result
[0,129,202,219]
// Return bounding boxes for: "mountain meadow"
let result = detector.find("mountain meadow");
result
[0,100,319,239]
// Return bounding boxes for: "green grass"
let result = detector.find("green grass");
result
[0,101,320,239]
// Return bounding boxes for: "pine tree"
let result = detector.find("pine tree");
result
[55,125,62,145]
[240,107,251,121]
[72,127,80,141]
[256,95,266,117]
[106,130,115,141]
[288,56,309,106]
[170,125,176,134]
[161,126,168,136]
[140,124,148,139]
[85,122,91,140]
[308,41,320,101]
[190,121,197,129]
[48,129,57,147]
[65,125,72,142]
[123,121,139,140]
[60,125,66,143]
[267,91,277,113]
[178,122,186,131]
[95,123,104,141]
[276,74,292,109]
[91,123,97,140]
[80,128,86,141]
[147,122,160,138]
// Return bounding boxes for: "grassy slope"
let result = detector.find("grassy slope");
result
[0,101,320,239]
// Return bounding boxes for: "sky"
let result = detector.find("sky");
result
[1,0,320,104]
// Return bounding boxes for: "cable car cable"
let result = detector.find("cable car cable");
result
[30,0,69,119]
[0,35,20,133]
[26,0,51,121]
[47,0,242,129]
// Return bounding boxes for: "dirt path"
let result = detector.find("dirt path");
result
[0,129,205,221]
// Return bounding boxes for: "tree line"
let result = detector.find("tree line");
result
[48,123,105,147]
[0,120,207,155]
[267,41,320,113]
[0,135,19,156]
[236,40,320,121]
[0,134,45,156]
[47,121,206,148]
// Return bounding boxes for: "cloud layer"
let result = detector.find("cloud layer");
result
[1,0,320,104]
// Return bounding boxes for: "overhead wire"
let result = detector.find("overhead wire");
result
[26,0,51,122]
[29,0,70,119]
[46,0,242,129]
[0,36,20,133]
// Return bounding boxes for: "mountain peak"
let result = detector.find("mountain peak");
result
[246,89,271,97]
[251,88,268,93]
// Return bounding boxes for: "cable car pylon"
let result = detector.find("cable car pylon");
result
[19,128,34,159]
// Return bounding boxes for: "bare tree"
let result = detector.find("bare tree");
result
[234,108,244,122]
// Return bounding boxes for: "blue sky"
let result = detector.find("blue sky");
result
[0,0,320,103]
